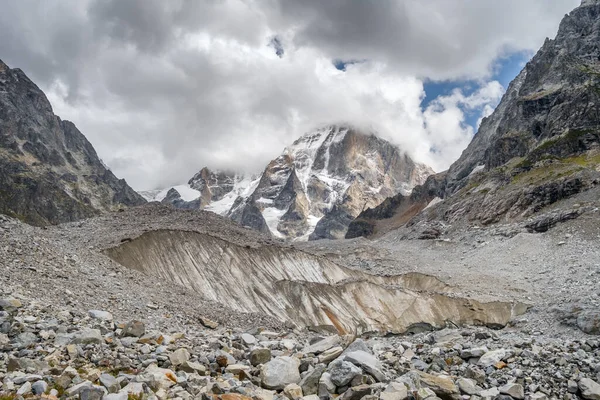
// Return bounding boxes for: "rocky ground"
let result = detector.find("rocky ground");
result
[1,204,600,399]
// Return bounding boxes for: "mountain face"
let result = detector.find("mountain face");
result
[348,0,600,239]
[0,59,145,226]
[148,125,433,240]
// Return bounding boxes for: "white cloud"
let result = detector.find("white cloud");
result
[0,0,580,190]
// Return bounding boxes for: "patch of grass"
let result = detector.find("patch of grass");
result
[0,394,18,400]
[128,394,144,400]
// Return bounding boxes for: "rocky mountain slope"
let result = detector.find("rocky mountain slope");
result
[347,0,600,239]
[0,59,145,226]
[146,126,432,240]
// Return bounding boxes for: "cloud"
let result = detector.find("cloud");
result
[0,0,580,190]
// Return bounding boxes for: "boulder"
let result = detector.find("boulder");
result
[260,356,301,390]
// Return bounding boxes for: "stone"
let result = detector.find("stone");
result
[144,364,178,391]
[304,335,341,355]
[283,383,303,400]
[180,360,207,375]
[580,378,600,400]
[479,387,500,399]
[200,317,219,329]
[104,393,129,400]
[328,360,362,387]
[578,312,600,335]
[318,346,343,363]
[499,383,524,399]
[72,329,103,345]
[226,364,251,375]
[530,393,548,400]
[250,348,272,366]
[121,320,145,337]
[242,333,257,345]
[457,377,480,395]
[88,309,113,321]
[169,348,190,367]
[416,388,437,399]
[380,382,408,400]
[32,380,48,395]
[416,371,459,398]
[66,381,93,397]
[299,365,325,396]
[478,349,506,367]
[0,297,22,311]
[100,373,120,393]
[260,356,301,390]
[344,350,385,382]
[339,384,372,400]
[16,381,32,396]
[79,386,107,400]
[122,382,145,396]
[460,346,488,359]
[318,372,336,398]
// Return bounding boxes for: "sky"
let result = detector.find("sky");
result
[0,0,580,190]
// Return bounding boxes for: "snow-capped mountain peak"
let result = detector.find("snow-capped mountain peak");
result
[139,124,433,240]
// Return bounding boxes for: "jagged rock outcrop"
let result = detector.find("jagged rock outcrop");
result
[0,59,145,225]
[348,0,600,238]
[150,125,433,240]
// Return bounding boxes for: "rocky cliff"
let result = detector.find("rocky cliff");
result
[0,59,145,226]
[147,125,433,240]
[348,0,600,239]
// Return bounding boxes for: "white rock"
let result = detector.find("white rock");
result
[260,356,301,390]
[478,349,506,367]
[580,378,600,400]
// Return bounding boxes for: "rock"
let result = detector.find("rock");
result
[416,388,437,399]
[299,365,325,396]
[200,317,219,329]
[530,393,548,400]
[122,382,145,396]
[479,387,500,399]
[328,360,362,387]
[318,346,343,363]
[79,386,107,400]
[250,348,272,366]
[180,360,207,375]
[416,371,459,398]
[579,378,600,400]
[66,381,93,397]
[318,372,336,398]
[16,381,32,396]
[380,382,408,400]
[144,364,178,391]
[578,312,600,335]
[344,350,385,382]
[103,393,129,400]
[339,384,372,400]
[99,373,120,393]
[457,378,480,395]
[260,356,301,390]
[283,383,303,400]
[121,320,145,337]
[241,333,257,345]
[499,383,524,399]
[88,309,113,321]
[31,380,48,395]
[478,349,506,367]
[169,348,190,367]
[304,335,341,354]
[226,364,251,375]
[72,329,104,345]
[0,297,22,312]
[460,347,488,359]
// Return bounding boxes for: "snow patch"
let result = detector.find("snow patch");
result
[261,207,287,238]
[424,197,443,210]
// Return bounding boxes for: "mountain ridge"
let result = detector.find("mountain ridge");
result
[347,0,600,239]
[0,59,146,225]
[145,125,433,240]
